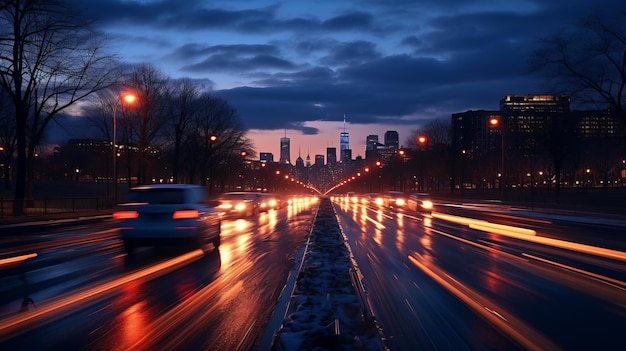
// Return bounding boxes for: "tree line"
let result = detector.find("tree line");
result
[0,0,250,215]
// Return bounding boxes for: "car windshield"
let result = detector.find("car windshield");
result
[127,188,186,204]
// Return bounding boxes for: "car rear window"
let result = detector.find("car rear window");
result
[128,189,187,204]
[220,193,254,200]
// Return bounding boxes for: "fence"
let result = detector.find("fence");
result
[0,196,112,219]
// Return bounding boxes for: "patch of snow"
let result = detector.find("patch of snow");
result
[269,197,385,351]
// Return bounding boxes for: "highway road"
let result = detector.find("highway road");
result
[333,197,626,350]
[1,195,625,350]
[0,197,318,350]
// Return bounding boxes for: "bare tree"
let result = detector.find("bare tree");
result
[121,64,169,186]
[188,93,252,194]
[165,78,203,184]
[0,0,118,215]
[530,13,626,121]
[0,88,16,189]
[406,119,452,191]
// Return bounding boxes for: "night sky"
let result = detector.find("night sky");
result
[56,0,620,161]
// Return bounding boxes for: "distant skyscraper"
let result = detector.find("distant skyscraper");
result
[296,146,304,168]
[366,134,380,159]
[260,152,274,163]
[306,149,311,167]
[314,155,324,166]
[326,147,337,165]
[384,130,399,150]
[499,95,570,113]
[280,131,291,165]
[340,115,350,162]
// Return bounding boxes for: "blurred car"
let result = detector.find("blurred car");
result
[365,193,385,207]
[386,191,407,208]
[259,193,282,211]
[407,193,434,212]
[216,192,261,217]
[347,191,358,203]
[113,184,221,254]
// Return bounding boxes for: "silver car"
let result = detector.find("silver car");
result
[114,184,221,254]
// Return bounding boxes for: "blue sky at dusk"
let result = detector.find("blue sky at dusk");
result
[58,0,620,161]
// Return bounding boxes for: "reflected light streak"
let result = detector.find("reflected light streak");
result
[423,217,432,227]
[0,250,204,339]
[472,223,626,262]
[360,214,386,230]
[396,213,405,251]
[0,253,38,267]
[268,209,278,232]
[469,222,536,237]
[522,253,626,290]
[409,253,560,351]
[434,211,626,262]
[121,299,148,346]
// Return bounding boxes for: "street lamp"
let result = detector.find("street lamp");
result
[417,135,427,192]
[208,135,217,196]
[240,151,247,190]
[489,117,504,200]
[112,93,137,205]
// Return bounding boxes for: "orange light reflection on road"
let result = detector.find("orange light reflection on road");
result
[469,222,536,237]
[483,226,626,262]
[409,253,560,351]
[433,211,626,262]
[396,213,405,252]
[0,250,204,339]
[0,253,38,268]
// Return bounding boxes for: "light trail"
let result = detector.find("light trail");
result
[522,253,626,290]
[0,249,204,341]
[0,253,38,268]
[409,253,561,351]
[433,212,626,262]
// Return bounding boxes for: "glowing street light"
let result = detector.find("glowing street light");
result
[489,116,504,199]
[208,134,217,196]
[113,93,137,204]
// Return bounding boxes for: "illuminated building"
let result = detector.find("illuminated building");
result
[340,115,351,162]
[279,132,291,165]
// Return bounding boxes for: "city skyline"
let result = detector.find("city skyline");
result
[43,0,621,163]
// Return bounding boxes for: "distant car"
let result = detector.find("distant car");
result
[216,192,261,217]
[365,193,385,207]
[114,184,221,254]
[386,191,407,208]
[407,193,434,212]
[346,191,358,203]
[258,193,281,211]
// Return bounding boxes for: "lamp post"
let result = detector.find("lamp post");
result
[489,117,504,200]
[112,93,137,205]
[417,135,427,192]
[398,149,406,192]
[208,135,217,196]
[240,151,246,190]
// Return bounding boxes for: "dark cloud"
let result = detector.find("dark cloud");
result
[62,0,626,138]
[321,11,374,31]
[182,53,297,73]
[67,0,383,34]
[320,41,382,66]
